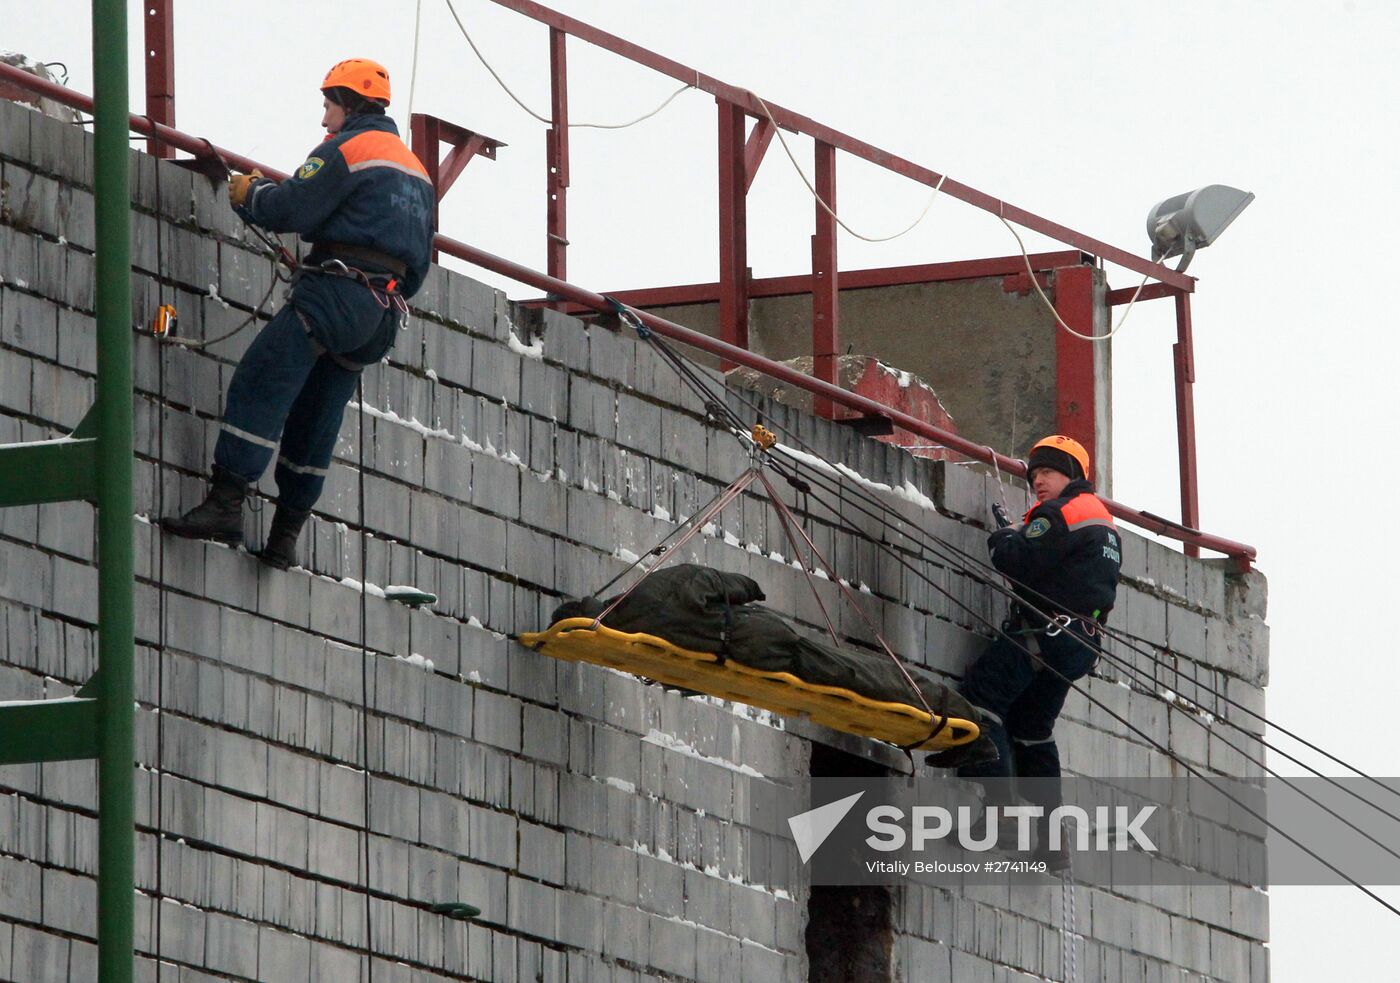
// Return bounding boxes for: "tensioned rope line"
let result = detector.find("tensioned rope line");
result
[766,440,1400,915]
[443,0,696,129]
[750,428,1400,900]
[632,327,1400,907]
[750,92,946,244]
[609,306,945,740]
[693,352,1384,807]
[1088,633,1400,862]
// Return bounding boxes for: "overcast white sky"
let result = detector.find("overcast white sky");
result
[8,0,1400,978]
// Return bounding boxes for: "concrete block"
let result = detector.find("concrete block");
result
[470,340,521,407]
[538,307,589,373]
[1,286,58,360]
[615,391,662,459]
[519,356,569,421]
[425,322,473,389]
[470,451,521,521]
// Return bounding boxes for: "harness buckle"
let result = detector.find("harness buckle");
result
[1044,614,1074,638]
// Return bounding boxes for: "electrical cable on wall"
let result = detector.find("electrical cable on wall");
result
[1000,215,1154,342]
[443,0,695,129]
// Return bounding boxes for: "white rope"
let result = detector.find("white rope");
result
[1061,860,1079,983]
[1000,215,1155,343]
[443,0,695,129]
[408,0,425,126]
[985,444,1011,513]
[752,92,945,243]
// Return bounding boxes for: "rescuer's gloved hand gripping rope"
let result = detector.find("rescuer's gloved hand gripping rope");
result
[228,169,264,208]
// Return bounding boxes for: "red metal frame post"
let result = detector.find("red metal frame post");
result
[547,28,570,287]
[144,0,175,158]
[1052,264,1098,469]
[717,99,749,367]
[1174,291,1202,557]
[410,114,504,262]
[812,141,839,419]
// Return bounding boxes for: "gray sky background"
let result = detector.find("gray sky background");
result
[7,0,1400,977]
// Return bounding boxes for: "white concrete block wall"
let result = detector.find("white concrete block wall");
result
[0,98,1268,981]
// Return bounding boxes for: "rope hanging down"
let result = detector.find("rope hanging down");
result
[751,92,946,244]
[443,0,696,129]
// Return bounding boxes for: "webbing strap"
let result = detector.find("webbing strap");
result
[756,470,945,747]
[590,468,760,629]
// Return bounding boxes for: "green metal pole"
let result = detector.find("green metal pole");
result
[92,0,135,979]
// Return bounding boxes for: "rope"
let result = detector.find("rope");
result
[751,92,946,243]
[1060,866,1077,983]
[408,0,425,128]
[639,335,1400,912]
[356,379,375,981]
[589,469,760,629]
[443,0,695,129]
[999,215,1153,342]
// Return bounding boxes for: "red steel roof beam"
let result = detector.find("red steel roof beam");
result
[144,0,175,159]
[0,64,1252,566]
[483,0,1193,293]
[1052,265,1099,476]
[717,99,749,367]
[743,117,775,193]
[547,27,569,285]
[812,140,839,419]
[1174,292,1202,557]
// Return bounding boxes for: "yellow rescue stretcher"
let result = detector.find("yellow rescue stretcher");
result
[519,618,980,751]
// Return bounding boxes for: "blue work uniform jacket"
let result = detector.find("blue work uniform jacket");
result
[236,113,435,298]
[987,478,1121,622]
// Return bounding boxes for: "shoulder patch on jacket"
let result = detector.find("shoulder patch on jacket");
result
[1025,517,1051,539]
[297,157,325,180]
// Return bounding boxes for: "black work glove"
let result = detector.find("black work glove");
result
[988,525,1018,552]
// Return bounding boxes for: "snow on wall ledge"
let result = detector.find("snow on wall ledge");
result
[0,98,1267,981]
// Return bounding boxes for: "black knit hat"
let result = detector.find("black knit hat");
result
[324,85,386,116]
[1026,444,1083,481]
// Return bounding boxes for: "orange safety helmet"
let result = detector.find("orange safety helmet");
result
[321,58,392,105]
[1027,435,1091,482]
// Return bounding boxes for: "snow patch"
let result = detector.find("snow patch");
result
[642,729,765,778]
[394,653,435,671]
[507,329,544,360]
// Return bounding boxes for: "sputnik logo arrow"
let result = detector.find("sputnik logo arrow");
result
[788,791,865,864]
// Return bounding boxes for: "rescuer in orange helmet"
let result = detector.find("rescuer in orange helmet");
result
[952,435,1121,871]
[163,59,435,571]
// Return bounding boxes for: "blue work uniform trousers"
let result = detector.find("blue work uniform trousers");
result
[956,623,1099,807]
[214,273,399,511]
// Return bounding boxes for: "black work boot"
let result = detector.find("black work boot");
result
[162,466,248,546]
[257,505,311,571]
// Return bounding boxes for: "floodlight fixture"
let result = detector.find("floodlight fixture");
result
[1146,184,1255,272]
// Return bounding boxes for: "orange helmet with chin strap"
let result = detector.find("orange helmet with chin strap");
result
[321,59,392,105]
[1027,435,1090,482]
